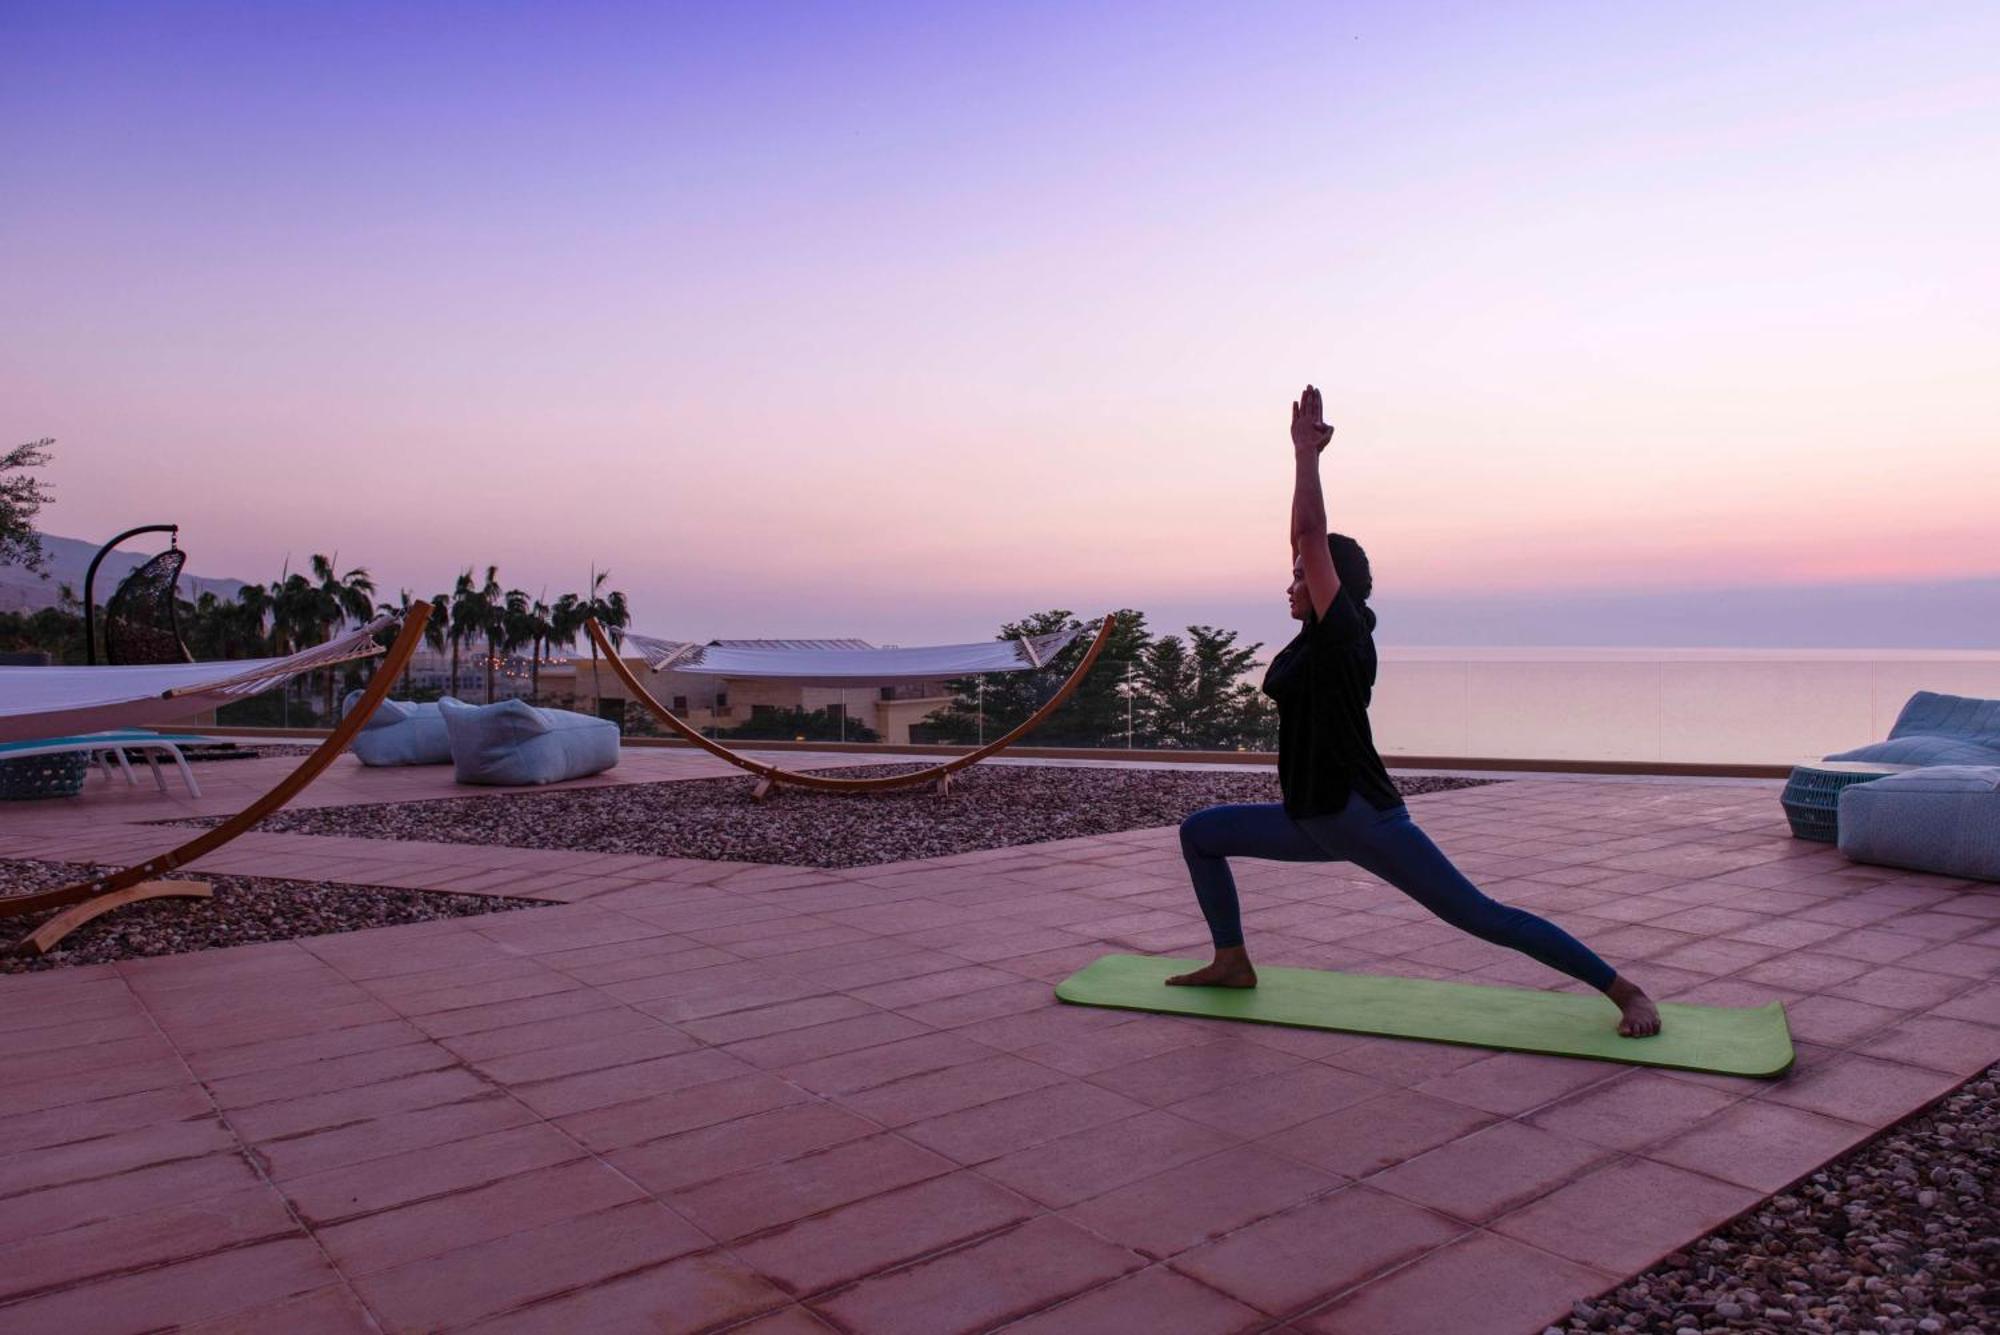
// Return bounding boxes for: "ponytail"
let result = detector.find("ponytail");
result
[1326,533,1375,630]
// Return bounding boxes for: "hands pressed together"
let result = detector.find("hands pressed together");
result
[1292,383,1333,455]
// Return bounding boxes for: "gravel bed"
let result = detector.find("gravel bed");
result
[1,859,545,974]
[1552,1066,1996,1334]
[199,765,1499,869]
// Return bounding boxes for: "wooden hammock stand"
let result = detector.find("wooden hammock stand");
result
[2,604,433,955]
[584,614,1118,798]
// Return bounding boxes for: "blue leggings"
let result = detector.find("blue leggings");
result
[1179,797,1618,992]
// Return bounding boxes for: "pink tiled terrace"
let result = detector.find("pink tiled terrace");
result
[2,750,1996,1333]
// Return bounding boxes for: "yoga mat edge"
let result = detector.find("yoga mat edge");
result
[1054,954,1794,1078]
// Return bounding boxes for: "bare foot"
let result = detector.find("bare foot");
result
[1607,975,1662,1038]
[1166,947,1258,989]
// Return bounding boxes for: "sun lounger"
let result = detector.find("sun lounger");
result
[0,729,211,797]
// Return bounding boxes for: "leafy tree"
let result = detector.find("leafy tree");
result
[924,611,1281,750]
[178,582,277,664]
[181,591,228,660]
[1134,625,1265,749]
[1131,634,1192,743]
[927,608,1150,747]
[1235,680,1279,750]
[0,585,84,661]
[0,439,54,574]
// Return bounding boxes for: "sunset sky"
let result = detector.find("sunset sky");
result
[5,1,1997,649]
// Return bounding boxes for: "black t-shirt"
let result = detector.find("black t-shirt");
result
[1261,589,1401,819]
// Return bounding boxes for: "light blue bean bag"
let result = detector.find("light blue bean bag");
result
[1838,765,2000,882]
[438,697,620,786]
[1826,691,2000,767]
[343,691,456,767]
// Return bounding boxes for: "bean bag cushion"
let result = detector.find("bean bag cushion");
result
[438,697,620,786]
[1827,691,2000,767]
[1838,765,2000,882]
[343,692,455,767]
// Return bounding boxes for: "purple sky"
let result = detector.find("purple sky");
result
[6,2,1998,649]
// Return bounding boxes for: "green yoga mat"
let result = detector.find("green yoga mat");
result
[1055,955,1794,1078]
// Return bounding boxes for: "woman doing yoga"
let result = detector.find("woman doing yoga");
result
[1165,385,1663,1039]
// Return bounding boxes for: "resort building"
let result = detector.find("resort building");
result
[394,649,537,702]
[536,638,959,744]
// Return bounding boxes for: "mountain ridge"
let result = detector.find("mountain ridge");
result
[0,533,249,614]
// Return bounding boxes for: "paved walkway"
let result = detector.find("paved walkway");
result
[1,755,1995,1333]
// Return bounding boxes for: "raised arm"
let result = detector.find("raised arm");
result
[1290,383,1341,620]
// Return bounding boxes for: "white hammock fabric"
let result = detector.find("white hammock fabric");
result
[623,627,1087,688]
[0,618,393,744]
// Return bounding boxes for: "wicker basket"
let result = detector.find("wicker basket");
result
[1781,765,1889,842]
[0,751,91,801]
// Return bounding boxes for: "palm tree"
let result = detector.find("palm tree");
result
[424,591,452,696]
[228,583,268,657]
[447,569,480,699]
[310,554,376,630]
[469,566,504,703]
[309,554,376,719]
[505,590,556,705]
[579,566,630,716]
[548,592,584,709]
[380,589,420,695]
[267,568,310,655]
[269,566,319,721]
[550,592,583,652]
[233,582,274,657]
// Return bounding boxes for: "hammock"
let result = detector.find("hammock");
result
[593,615,1118,797]
[0,607,431,956]
[623,628,1086,686]
[0,620,393,744]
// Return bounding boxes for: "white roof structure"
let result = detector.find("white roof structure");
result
[0,618,391,743]
[714,638,875,653]
[622,627,1087,688]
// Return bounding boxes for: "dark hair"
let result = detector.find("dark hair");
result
[1327,532,1376,630]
